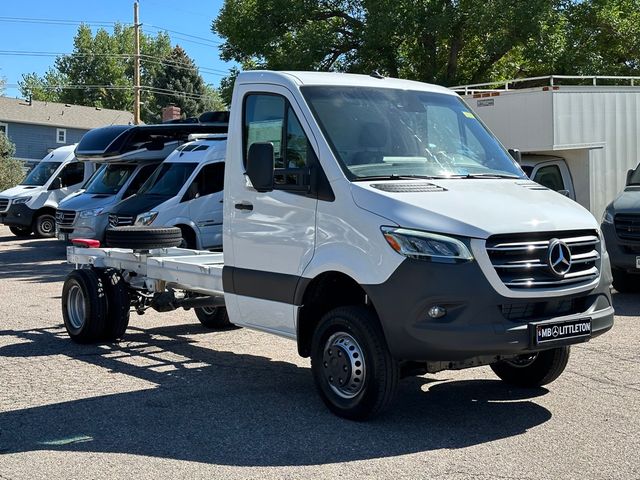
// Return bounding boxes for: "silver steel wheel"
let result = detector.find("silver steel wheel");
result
[322,332,366,399]
[67,284,86,330]
[504,353,539,368]
[39,216,55,234]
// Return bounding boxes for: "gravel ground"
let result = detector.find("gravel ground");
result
[0,225,638,479]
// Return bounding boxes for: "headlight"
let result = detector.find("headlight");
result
[79,208,104,218]
[12,197,31,205]
[381,227,473,262]
[135,211,158,226]
[602,209,614,224]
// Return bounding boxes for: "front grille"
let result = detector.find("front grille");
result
[615,214,640,242]
[486,230,600,289]
[55,210,76,227]
[501,297,588,321]
[0,198,9,212]
[108,214,134,227]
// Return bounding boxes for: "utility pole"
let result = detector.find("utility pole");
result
[133,0,141,124]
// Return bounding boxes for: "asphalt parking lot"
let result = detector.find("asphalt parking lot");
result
[0,225,638,480]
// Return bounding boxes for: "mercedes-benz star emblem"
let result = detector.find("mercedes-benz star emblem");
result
[547,239,572,277]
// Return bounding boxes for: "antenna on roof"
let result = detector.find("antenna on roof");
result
[370,70,385,79]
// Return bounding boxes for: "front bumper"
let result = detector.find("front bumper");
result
[58,214,109,243]
[0,203,35,228]
[365,256,614,362]
[602,222,640,273]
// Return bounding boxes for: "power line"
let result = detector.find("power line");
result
[0,16,126,27]
[144,25,223,46]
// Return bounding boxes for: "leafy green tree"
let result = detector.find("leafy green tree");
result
[149,46,225,121]
[18,24,225,122]
[0,135,24,191]
[213,0,640,92]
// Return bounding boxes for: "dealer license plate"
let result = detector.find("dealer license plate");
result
[532,318,592,345]
[636,256,640,269]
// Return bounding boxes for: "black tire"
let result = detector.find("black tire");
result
[106,226,182,249]
[61,269,108,343]
[491,346,571,387]
[612,268,640,293]
[310,306,399,420]
[34,213,56,238]
[194,306,231,329]
[97,268,131,341]
[178,226,197,249]
[9,225,32,237]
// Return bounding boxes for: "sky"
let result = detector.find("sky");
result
[0,0,233,98]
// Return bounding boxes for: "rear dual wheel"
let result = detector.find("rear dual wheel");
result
[62,268,130,343]
[194,306,231,329]
[35,213,56,238]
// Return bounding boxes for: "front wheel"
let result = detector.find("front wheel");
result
[491,346,570,387]
[310,306,399,420]
[34,213,56,238]
[9,225,32,237]
[612,268,640,293]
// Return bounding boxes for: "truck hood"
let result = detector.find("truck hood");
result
[610,187,640,213]
[0,185,41,198]
[351,179,599,239]
[58,192,118,212]
[108,194,171,216]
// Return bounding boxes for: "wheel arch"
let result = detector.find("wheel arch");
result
[295,270,383,357]
[174,222,199,249]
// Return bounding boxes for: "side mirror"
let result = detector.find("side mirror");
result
[626,169,635,186]
[558,189,571,197]
[246,143,274,193]
[49,177,62,190]
[508,148,522,163]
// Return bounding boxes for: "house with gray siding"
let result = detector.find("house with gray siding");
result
[0,97,134,161]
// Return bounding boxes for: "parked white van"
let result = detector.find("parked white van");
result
[107,136,226,249]
[0,145,95,237]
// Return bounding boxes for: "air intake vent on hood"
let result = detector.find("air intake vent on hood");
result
[516,180,549,191]
[371,182,446,193]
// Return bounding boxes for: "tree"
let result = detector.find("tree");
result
[17,24,224,122]
[0,135,24,191]
[213,0,640,93]
[149,46,225,122]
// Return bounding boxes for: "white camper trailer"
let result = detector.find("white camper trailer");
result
[452,76,640,219]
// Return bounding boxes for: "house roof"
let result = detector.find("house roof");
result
[0,96,134,130]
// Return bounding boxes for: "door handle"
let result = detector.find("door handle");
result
[234,202,253,211]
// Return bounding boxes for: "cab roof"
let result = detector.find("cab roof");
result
[237,71,456,96]
[40,144,78,162]
[162,137,227,164]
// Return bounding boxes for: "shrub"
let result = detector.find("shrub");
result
[0,134,24,191]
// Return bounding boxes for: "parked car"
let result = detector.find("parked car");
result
[0,145,96,237]
[107,135,226,249]
[520,154,575,199]
[601,164,640,292]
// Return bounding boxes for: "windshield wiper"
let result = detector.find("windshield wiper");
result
[465,173,522,179]
[354,174,435,181]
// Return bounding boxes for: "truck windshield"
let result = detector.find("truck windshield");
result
[138,162,197,196]
[301,86,525,180]
[21,161,62,186]
[84,164,136,195]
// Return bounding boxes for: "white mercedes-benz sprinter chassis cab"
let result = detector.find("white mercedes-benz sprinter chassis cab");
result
[61,71,614,420]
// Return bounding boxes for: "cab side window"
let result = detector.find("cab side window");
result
[58,162,85,187]
[244,93,315,191]
[533,165,565,191]
[183,163,225,201]
[123,163,159,199]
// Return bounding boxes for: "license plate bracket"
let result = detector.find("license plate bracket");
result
[530,317,592,346]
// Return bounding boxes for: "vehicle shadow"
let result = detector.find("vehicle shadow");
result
[611,291,640,317]
[0,324,552,466]
[0,237,69,283]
